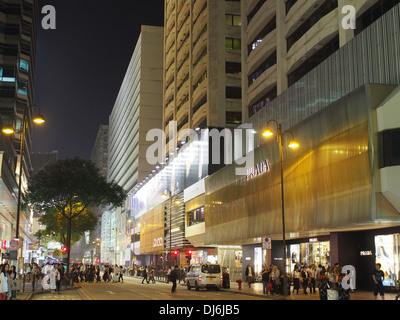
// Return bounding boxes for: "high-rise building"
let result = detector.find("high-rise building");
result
[163,0,242,154]
[108,25,164,194]
[241,0,400,121]
[73,124,108,264]
[0,0,39,258]
[91,125,108,178]
[107,25,164,266]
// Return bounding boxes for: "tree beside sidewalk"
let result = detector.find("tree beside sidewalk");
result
[25,158,126,272]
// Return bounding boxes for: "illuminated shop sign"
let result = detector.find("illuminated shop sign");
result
[153,237,163,248]
[246,159,271,181]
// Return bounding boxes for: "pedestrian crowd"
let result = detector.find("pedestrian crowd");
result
[0,260,390,300]
[245,262,385,300]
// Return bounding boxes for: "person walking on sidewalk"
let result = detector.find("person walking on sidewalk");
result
[141,266,149,284]
[300,266,309,294]
[292,265,301,294]
[245,263,255,288]
[119,265,124,283]
[170,265,179,293]
[0,263,11,300]
[55,264,62,294]
[309,264,317,294]
[372,263,385,300]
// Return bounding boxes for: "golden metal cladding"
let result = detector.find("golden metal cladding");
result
[204,85,400,245]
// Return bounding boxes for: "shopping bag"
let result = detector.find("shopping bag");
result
[267,283,272,293]
[327,289,339,300]
[10,279,21,291]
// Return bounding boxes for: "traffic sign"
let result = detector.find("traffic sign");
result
[262,237,272,250]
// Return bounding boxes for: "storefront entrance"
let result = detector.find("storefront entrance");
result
[289,240,330,271]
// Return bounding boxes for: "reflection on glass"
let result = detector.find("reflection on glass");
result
[375,234,400,287]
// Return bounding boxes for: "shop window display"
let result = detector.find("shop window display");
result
[289,241,330,271]
[375,234,400,287]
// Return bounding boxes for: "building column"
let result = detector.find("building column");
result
[276,0,288,95]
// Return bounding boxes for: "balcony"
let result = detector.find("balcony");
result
[247,29,277,76]
[192,80,207,107]
[193,0,206,21]
[247,0,275,44]
[286,9,338,73]
[246,64,277,107]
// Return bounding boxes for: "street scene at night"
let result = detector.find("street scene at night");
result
[1,0,400,314]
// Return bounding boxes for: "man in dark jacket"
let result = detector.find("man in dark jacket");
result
[245,264,255,288]
[141,266,149,284]
[170,265,179,293]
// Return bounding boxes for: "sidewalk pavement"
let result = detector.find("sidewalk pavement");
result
[14,276,398,300]
[222,281,398,300]
[12,280,80,300]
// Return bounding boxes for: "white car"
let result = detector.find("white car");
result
[186,263,222,291]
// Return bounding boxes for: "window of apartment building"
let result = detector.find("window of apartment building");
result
[193,95,207,114]
[187,207,205,227]
[247,0,267,25]
[225,38,241,50]
[379,129,400,168]
[248,16,276,55]
[286,0,338,52]
[165,114,174,127]
[226,86,242,99]
[0,87,15,98]
[193,71,207,91]
[248,51,276,86]
[177,94,189,112]
[177,116,189,131]
[285,0,298,14]
[0,67,16,82]
[355,0,400,36]
[225,14,241,26]
[226,61,241,75]
[17,79,28,95]
[19,59,29,73]
[226,111,242,125]
[287,35,339,87]
[193,48,207,70]
[248,86,277,118]
[193,25,207,48]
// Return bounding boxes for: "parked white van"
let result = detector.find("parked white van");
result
[186,263,222,290]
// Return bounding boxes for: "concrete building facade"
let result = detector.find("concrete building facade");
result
[163,0,242,154]
[0,0,39,261]
[107,26,164,266]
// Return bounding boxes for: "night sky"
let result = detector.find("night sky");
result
[33,0,164,160]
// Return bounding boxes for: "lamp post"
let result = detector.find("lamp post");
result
[2,104,46,240]
[262,119,299,297]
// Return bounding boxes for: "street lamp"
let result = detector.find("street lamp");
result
[262,119,299,297]
[2,104,46,240]
[161,190,181,267]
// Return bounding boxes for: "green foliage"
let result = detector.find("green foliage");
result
[38,205,98,247]
[25,158,126,249]
[26,158,126,214]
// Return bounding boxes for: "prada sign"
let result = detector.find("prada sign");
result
[246,159,271,181]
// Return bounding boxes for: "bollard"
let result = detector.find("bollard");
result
[236,279,242,290]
